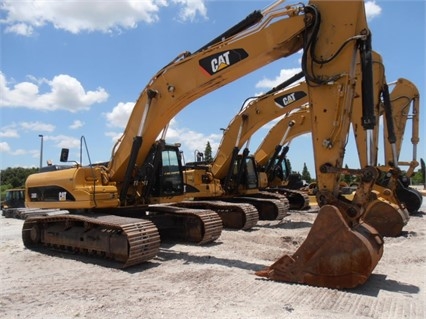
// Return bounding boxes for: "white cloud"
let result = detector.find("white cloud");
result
[4,22,34,36]
[0,142,11,153]
[0,72,109,112]
[0,122,54,139]
[69,120,84,129]
[104,109,221,160]
[166,118,221,160]
[105,131,124,145]
[103,102,134,148]
[365,1,382,21]
[173,0,207,22]
[11,148,28,156]
[0,141,31,156]
[104,102,134,128]
[46,135,81,149]
[255,67,303,90]
[20,121,55,132]
[0,0,208,36]
[0,128,19,138]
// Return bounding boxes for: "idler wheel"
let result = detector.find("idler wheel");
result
[30,225,41,243]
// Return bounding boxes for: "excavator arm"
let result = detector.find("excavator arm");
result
[383,78,420,175]
[255,0,386,288]
[381,78,423,214]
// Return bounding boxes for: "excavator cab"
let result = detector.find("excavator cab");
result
[266,159,286,184]
[134,141,185,201]
[263,145,290,185]
[151,146,185,197]
[232,155,259,192]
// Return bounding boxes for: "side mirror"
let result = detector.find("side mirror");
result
[60,148,69,162]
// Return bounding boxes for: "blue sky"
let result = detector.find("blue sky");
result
[0,0,424,177]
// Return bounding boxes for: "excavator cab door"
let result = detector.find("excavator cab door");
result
[244,157,259,190]
[231,156,259,191]
[152,146,185,197]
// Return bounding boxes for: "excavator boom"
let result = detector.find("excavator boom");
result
[108,1,308,182]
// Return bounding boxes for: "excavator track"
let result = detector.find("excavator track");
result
[169,201,259,230]
[146,205,223,245]
[265,187,310,210]
[22,214,161,268]
[246,191,289,220]
[224,195,288,221]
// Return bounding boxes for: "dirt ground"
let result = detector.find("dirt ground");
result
[1,198,425,319]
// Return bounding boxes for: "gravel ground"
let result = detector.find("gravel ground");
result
[1,200,425,319]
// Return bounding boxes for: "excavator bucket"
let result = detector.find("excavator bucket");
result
[362,199,409,237]
[255,205,383,289]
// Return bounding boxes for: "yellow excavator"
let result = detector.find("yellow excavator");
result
[20,0,316,268]
[21,0,389,289]
[179,77,311,220]
[349,73,422,234]
[380,78,423,214]
[254,75,421,236]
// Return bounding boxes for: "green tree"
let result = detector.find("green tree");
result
[204,141,213,163]
[285,158,292,174]
[0,167,38,188]
[411,167,424,185]
[0,167,38,199]
[341,164,352,185]
[301,162,312,183]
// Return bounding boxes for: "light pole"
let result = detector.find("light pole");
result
[38,134,43,169]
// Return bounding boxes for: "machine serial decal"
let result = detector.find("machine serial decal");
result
[199,49,248,75]
[274,91,307,108]
[59,191,67,201]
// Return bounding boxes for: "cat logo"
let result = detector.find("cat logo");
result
[212,51,230,72]
[274,91,307,108]
[199,49,248,76]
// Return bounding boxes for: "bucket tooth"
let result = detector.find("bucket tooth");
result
[256,205,384,289]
